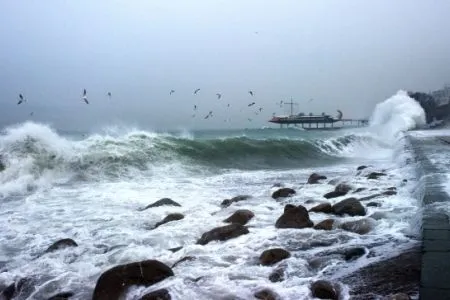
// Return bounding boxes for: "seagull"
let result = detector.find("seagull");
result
[259,107,263,112]
[194,105,197,110]
[227,104,230,107]
[17,94,25,105]
[204,111,213,119]
[308,98,313,102]
[82,89,89,104]
[170,90,175,95]
[248,118,252,122]
[216,93,221,99]
[279,100,283,107]
[248,102,255,107]
[107,92,112,98]
[194,88,200,95]
[30,112,34,116]
[248,90,254,96]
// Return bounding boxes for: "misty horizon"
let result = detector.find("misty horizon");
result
[1,0,450,131]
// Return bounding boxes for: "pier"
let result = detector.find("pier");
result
[268,100,369,129]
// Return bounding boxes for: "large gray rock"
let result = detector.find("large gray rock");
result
[332,198,366,216]
[275,204,313,229]
[92,260,174,300]
[308,173,327,184]
[340,218,375,235]
[259,248,291,266]
[271,188,296,199]
[197,224,249,245]
[309,203,332,214]
[223,209,254,225]
[310,280,339,300]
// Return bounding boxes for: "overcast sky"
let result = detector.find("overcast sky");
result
[1,0,450,131]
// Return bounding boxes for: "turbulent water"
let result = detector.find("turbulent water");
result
[0,90,428,299]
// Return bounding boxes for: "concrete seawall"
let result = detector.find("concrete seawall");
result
[409,136,450,300]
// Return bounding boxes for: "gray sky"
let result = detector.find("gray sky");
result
[1,0,450,131]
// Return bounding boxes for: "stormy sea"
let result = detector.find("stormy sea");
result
[0,90,436,300]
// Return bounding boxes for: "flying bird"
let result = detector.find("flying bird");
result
[82,89,89,104]
[170,90,175,95]
[30,112,34,116]
[17,94,25,105]
[259,107,263,112]
[194,88,200,94]
[194,105,197,110]
[204,111,213,119]
[216,93,221,99]
[248,102,255,107]
[107,92,112,98]
[248,90,254,96]
[308,98,313,102]
[227,104,230,107]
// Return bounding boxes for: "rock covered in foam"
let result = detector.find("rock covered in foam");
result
[275,204,313,229]
[44,238,78,253]
[340,218,376,235]
[220,195,252,207]
[92,260,174,300]
[223,209,254,225]
[367,172,387,180]
[259,248,291,266]
[197,224,249,245]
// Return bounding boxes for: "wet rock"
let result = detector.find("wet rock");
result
[324,183,352,199]
[168,246,183,253]
[332,198,366,216]
[139,289,171,300]
[367,172,387,180]
[45,238,78,253]
[353,187,367,193]
[223,209,254,225]
[153,213,184,229]
[0,160,5,172]
[323,191,347,199]
[171,256,195,268]
[310,280,339,300]
[369,211,387,220]
[221,195,252,208]
[0,278,32,300]
[367,202,381,207]
[272,183,284,188]
[271,188,296,199]
[269,267,285,283]
[305,199,316,204]
[275,205,314,229]
[359,193,383,201]
[340,218,375,235]
[309,203,332,214]
[385,293,411,300]
[328,178,340,185]
[254,288,279,300]
[259,248,291,266]
[340,247,420,299]
[0,282,17,300]
[308,173,327,184]
[344,247,366,261]
[383,190,397,196]
[357,165,368,171]
[197,224,249,245]
[47,292,74,300]
[92,260,174,300]
[314,219,335,231]
[141,198,181,210]
[387,187,397,191]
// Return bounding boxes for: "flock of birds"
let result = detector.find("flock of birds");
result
[16,88,290,123]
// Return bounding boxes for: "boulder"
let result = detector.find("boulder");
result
[314,219,334,231]
[357,165,368,171]
[259,248,291,266]
[359,193,383,201]
[344,247,366,261]
[332,198,366,216]
[383,190,397,196]
[323,191,347,199]
[353,187,367,193]
[223,209,254,225]
[308,173,327,184]
[168,246,182,253]
[275,205,314,229]
[139,289,171,300]
[367,202,381,207]
[367,172,387,180]
[45,239,78,253]
[171,256,195,268]
[387,187,397,191]
[254,288,279,300]
[271,188,296,199]
[269,267,285,283]
[324,183,352,199]
[153,213,184,229]
[197,224,249,245]
[0,279,31,300]
[92,260,174,300]
[309,203,332,214]
[0,160,5,172]
[310,280,339,300]
[221,195,252,208]
[47,292,74,300]
[340,218,375,235]
[141,198,181,210]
